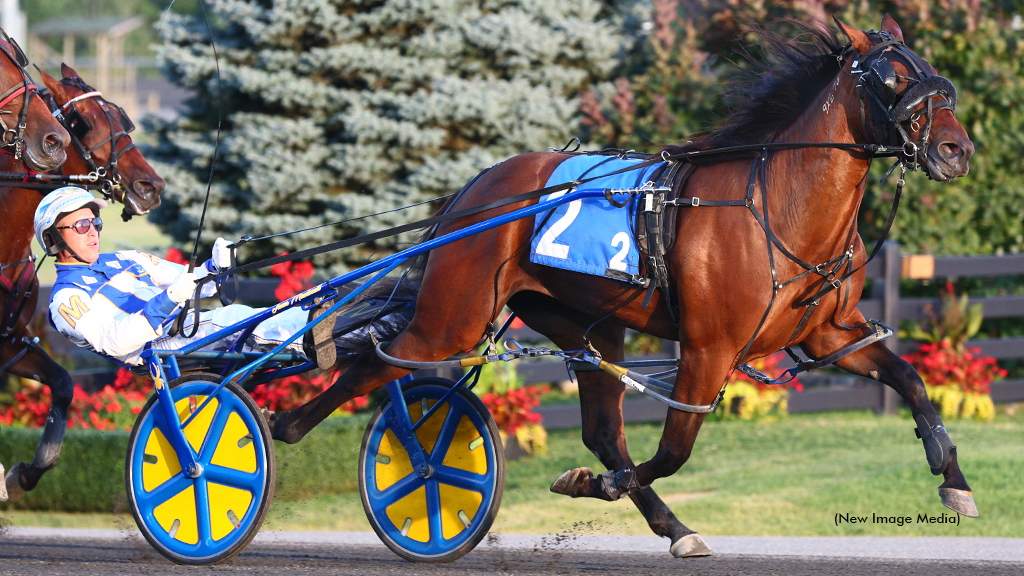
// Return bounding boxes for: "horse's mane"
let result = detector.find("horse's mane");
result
[665,21,846,161]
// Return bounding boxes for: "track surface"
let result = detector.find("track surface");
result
[1,530,1023,575]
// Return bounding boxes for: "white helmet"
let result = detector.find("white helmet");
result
[34,186,108,256]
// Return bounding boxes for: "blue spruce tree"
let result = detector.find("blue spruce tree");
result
[147,0,621,274]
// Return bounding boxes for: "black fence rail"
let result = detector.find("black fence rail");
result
[31,243,1024,428]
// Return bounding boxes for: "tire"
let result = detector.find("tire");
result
[359,377,505,563]
[125,373,276,565]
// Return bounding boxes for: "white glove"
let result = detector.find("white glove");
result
[212,237,232,271]
[166,273,198,304]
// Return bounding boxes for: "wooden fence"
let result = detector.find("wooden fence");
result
[35,243,1024,429]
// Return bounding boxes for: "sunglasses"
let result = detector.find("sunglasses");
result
[56,217,103,235]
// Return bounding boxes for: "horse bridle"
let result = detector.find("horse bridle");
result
[38,76,137,203]
[0,29,40,161]
[850,30,957,171]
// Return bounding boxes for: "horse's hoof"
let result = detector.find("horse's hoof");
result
[4,463,27,503]
[670,533,713,558]
[550,467,593,497]
[939,487,979,518]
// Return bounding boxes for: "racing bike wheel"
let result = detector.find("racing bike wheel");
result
[359,377,505,563]
[126,373,275,565]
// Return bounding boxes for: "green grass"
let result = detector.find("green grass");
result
[4,409,1024,537]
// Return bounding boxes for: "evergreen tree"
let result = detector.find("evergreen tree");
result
[147,0,621,275]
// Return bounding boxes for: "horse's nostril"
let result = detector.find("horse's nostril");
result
[939,142,962,160]
[44,133,62,151]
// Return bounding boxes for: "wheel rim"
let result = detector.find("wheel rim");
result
[128,381,270,562]
[364,385,498,558]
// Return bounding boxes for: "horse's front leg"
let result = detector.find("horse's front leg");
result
[2,336,75,501]
[619,346,733,557]
[801,319,978,517]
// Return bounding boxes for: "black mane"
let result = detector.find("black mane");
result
[666,22,847,158]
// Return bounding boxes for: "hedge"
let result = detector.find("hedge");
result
[0,415,369,513]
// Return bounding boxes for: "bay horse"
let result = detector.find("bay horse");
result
[269,16,975,557]
[1,64,164,501]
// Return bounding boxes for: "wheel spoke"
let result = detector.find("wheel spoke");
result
[204,464,263,493]
[434,465,489,492]
[136,474,192,511]
[425,479,443,543]
[195,478,213,545]
[377,472,425,502]
[199,403,230,464]
[428,404,462,466]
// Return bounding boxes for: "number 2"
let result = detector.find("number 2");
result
[535,191,581,259]
[609,232,630,271]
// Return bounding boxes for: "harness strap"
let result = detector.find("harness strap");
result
[0,84,33,108]
[58,91,103,112]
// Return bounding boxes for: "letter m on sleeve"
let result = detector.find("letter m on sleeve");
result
[58,295,90,328]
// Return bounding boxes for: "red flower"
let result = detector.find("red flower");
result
[480,385,548,434]
[164,247,189,265]
[903,342,1004,395]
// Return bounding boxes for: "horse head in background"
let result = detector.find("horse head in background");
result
[41,64,165,221]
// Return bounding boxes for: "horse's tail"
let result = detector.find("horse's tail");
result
[329,253,426,364]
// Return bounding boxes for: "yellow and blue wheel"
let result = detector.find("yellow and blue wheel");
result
[359,377,505,562]
[126,373,275,565]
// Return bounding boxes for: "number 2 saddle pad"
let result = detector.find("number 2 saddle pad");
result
[530,155,665,282]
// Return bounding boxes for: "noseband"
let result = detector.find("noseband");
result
[851,31,957,169]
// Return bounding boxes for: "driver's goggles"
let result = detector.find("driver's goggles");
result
[56,217,103,235]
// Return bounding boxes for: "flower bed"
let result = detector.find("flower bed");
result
[903,341,1004,421]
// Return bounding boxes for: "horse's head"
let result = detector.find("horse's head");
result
[0,35,68,173]
[836,15,973,181]
[41,64,164,219]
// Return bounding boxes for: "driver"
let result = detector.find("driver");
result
[36,186,308,366]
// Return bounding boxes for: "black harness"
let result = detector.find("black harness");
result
[630,33,958,383]
[0,77,137,206]
[0,29,39,162]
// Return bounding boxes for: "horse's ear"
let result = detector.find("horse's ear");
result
[41,70,65,101]
[880,14,905,42]
[832,15,872,54]
[60,62,81,80]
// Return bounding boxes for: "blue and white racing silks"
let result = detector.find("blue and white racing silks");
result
[49,250,307,366]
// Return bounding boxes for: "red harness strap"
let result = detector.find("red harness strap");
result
[0,84,33,109]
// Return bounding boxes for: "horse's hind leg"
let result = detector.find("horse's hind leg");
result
[508,292,706,557]
[801,315,978,517]
[2,338,74,501]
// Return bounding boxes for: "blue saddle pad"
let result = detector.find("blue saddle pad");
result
[530,155,664,282]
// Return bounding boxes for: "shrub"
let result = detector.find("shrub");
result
[903,341,1004,421]
[473,358,548,455]
[901,284,1005,421]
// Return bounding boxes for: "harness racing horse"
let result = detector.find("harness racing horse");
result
[269,16,975,556]
[0,64,165,501]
